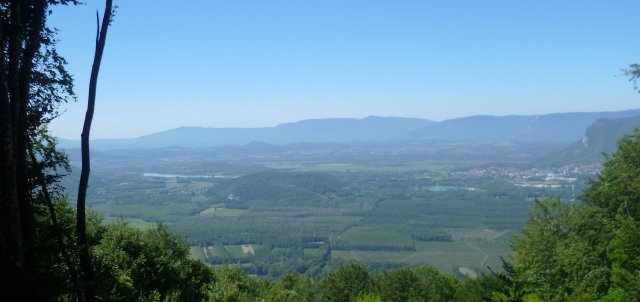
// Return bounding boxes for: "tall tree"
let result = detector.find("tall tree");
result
[0,1,76,300]
[76,1,113,301]
[0,1,114,301]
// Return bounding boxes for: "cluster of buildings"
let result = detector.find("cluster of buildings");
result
[450,163,601,180]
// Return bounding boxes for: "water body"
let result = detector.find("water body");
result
[142,172,223,178]
[425,185,476,192]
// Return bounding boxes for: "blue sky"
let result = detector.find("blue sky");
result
[48,0,640,139]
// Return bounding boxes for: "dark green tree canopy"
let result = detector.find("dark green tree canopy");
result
[582,131,640,219]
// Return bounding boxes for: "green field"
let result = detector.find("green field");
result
[85,164,579,279]
[225,244,262,258]
[208,244,233,259]
[334,227,414,251]
[190,246,207,262]
[445,228,513,241]
[331,240,512,275]
[304,248,325,257]
[199,207,248,217]
[103,216,155,229]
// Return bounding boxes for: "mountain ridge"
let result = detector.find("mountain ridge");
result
[58,110,640,150]
[540,115,640,165]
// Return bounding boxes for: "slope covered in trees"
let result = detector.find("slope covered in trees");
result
[207,171,350,208]
[541,115,640,165]
[512,131,640,301]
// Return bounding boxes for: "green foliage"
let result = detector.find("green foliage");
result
[415,265,460,301]
[208,265,258,302]
[319,263,371,302]
[355,292,383,302]
[453,278,493,302]
[30,198,78,298]
[92,221,213,301]
[582,131,640,219]
[207,171,349,208]
[486,259,531,302]
[376,268,426,301]
[607,217,640,301]
[512,130,640,301]
[261,273,317,302]
[333,228,415,252]
[513,197,612,301]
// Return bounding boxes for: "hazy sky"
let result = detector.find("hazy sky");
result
[48,0,640,139]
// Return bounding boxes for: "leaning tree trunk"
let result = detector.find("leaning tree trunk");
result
[77,1,113,301]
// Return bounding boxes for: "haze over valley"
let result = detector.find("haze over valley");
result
[56,108,640,279]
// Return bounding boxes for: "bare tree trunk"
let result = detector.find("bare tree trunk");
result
[77,1,113,301]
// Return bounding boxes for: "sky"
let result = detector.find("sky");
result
[47,0,640,139]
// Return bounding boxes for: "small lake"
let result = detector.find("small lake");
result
[425,185,476,192]
[142,173,227,178]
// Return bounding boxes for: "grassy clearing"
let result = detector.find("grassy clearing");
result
[409,242,488,270]
[331,250,414,263]
[189,181,217,190]
[213,208,248,217]
[96,202,201,222]
[162,179,216,191]
[199,207,248,217]
[300,215,362,224]
[411,241,510,271]
[304,248,325,257]
[272,247,289,253]
[208,244,232,258]
[225,245,251,258]
[331,240,511,275]
[190,246,207,262]
[103,216,155,229]
[335,227,414,250]
[225,244,262,258]
[445,228,513,241]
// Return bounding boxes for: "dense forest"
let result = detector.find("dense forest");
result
[2,1,640,301]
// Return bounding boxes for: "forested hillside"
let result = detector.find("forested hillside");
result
[542,115,640,165]
[207,172,350,208]
[510,131,640,301]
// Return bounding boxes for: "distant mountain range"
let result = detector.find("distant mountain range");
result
[59,109,640,150]
[541,115,640,165]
